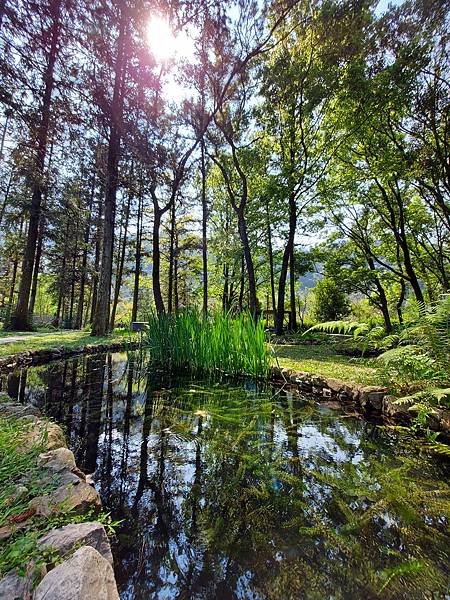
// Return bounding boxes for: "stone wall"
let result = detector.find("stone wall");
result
[0,340,139,375]
[0,401,120,600]
[270,366,450,437]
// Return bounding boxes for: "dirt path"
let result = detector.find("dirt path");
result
[0,331,78,345]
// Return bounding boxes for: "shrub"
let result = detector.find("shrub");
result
[312,277,350,322]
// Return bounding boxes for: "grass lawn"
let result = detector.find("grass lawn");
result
[273,343,380,386]
[0,329,136,359]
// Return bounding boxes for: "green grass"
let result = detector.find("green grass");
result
[146,311,271,378]
[0,417,116,578]
[274,344,379,386]
[0,330,135,359]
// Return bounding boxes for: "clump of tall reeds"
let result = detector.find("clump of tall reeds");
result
[145,310,271,378]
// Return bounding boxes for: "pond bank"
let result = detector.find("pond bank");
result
[0,339,139,374]
[0,398,120,599]
[271,366,450,439]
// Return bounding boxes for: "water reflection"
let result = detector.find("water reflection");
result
[1,352,449,600]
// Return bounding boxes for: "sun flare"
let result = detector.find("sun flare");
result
[146,15,194,63]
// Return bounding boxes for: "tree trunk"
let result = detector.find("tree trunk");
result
[201,138,208,313]
[131,190,143,323]
[289,244,297,330]
[91,9,127,336]
[152,203,165,314]
[110,187,131,329]
[367,256,392,332]
[275,192,296,335]
[266,203,276,327]
[90,191,103,324]
[28,216,45,317]
[237,209,257,317]
[11,0,60,330]
[76,172,95,329]
[167,200,176,313]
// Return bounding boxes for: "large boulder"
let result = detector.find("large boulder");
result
[38,522,113,566]
[29,481,101,517]
[32,546,119,600]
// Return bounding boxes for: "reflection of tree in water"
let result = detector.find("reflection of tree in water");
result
[2,353,449,599]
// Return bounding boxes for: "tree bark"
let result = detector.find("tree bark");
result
[131,190,143,323]
[275,192,296,335]
[289,244,297,330]
[91,8,127,335]
[28,216,45,317]
[201,138,208,313]
[167,200,176,313]
[11,0,61,330]
[110,187,131,329]
[151,201,165,315]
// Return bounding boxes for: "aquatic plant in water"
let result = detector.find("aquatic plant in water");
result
[144,310,272,378]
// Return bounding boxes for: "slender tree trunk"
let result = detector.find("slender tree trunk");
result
[131,191,143,323]
[266,203,276,327]
[0,169,13,227]
[367,256,392,332]
[275,192,296,335]
[289,244,297,330]
[167,200,176,313]
[236,210,257,316]
[28,216,45,317]
[238,254,244,312]
[90,192,103,323]
[396,279,406,325]
[222,263,229,313]
[110,188,131,329]
[11,1,61,330]
[152,202,165,315]
[201,138,208,313]
[68,216,80,328]
[91,10,127,336]
[76,172,95,329]
[174,229,179,312]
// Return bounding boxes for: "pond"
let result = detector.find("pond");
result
[1,352,449,599]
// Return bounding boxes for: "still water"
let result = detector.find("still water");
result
[1,352,449,599]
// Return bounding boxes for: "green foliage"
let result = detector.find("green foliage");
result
[312,277,350,322]
[0,417,118,577]
[378,296,450,393]
[145,310,272,378]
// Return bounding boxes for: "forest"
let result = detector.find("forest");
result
[0,0,448,338]
[0,1,449,597]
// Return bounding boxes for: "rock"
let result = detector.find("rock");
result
[33,546,119,600]
[382,395,414,423]
[38,522,113,566]
[4,484,28,507]
[37,448,76,472]
[325,378,347,394]
[22,420,66,451]
[359,386,387,412]
[0,402,41,418]
[0,563,45,600]
[29,481,101,517]
[0,521,29,542]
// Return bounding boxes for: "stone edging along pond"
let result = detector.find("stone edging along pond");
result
[270,366,450,439]
[0,399,120,599]
[0,340,140,374]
